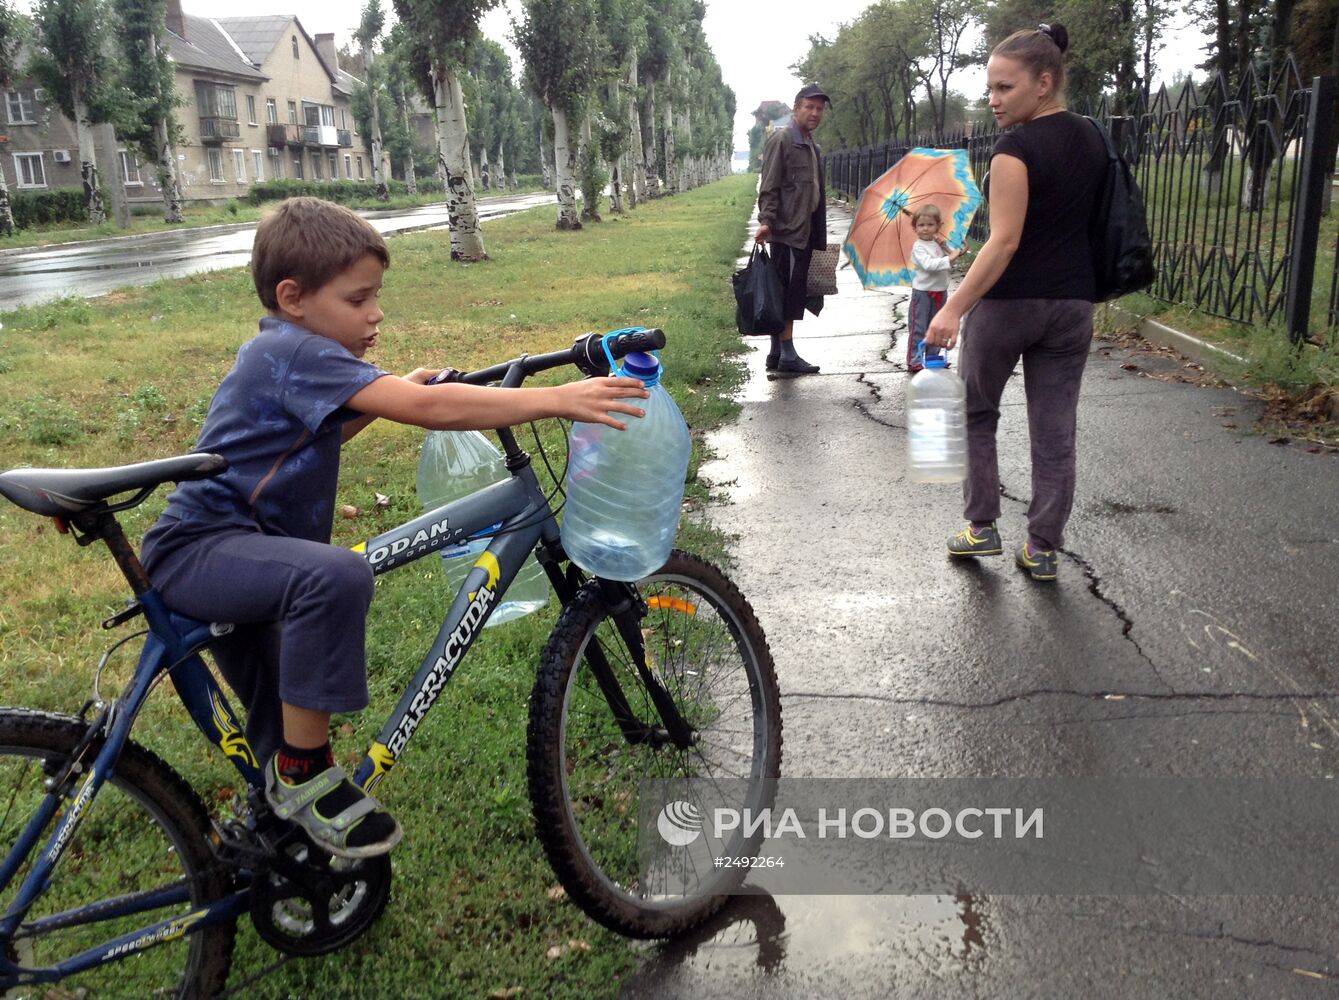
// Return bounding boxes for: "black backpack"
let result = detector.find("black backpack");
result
[1086,116,1156,302]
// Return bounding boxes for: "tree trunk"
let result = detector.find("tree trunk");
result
[395,84,417,195]
[97,123,130,228]
[663,93,676,195]
[432,66,487,260]
[627,56,645,204]
[551,104,581,230]
[73,89,106,225]
[479,144,490,191]
[0,170,14,236]
[495,142,505,191]
[579,114,600,221]
[642,79,660,197]
[433,113,448,190]
[364,44,390,202]
[153,118,184,222]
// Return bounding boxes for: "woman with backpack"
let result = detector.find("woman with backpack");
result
[924,23,1108,583]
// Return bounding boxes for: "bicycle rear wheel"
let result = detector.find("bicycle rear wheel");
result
[0,709,235,998]
[527,551,782,938]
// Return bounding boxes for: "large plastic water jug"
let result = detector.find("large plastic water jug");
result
[906,356,966,483]
[561,352,691,581]
[416,430,550,626]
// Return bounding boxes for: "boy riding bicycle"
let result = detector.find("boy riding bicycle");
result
[140,197,647,860]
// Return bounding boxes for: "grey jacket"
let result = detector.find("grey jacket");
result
[757,122,826,250]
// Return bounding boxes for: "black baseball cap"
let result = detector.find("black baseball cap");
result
[795,83,831,106]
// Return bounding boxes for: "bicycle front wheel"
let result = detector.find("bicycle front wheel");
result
[0,709,235,998]
[527,551,782,938]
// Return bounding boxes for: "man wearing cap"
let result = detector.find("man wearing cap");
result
[755,83,830,376]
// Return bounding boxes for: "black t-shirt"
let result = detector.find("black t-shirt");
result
[983,111,1107,301]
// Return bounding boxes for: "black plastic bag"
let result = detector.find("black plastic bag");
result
[1086,117,1156,302]
[732,244,786,336]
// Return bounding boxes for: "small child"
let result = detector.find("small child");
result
[140,197,647,859]
[907,204,965,372]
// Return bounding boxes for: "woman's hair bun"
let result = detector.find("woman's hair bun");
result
[1039,22,1069,53]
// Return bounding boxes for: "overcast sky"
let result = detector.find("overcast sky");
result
[57,0,1209,150]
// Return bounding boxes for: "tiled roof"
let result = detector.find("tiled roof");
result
[165,15,266,80]
[213,15,292,67]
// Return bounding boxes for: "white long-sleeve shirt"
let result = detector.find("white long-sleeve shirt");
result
[911,239,953,292]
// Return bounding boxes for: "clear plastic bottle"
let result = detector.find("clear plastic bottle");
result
[906,356,966,483]
[560,352,691,581]
[415,430,550,626]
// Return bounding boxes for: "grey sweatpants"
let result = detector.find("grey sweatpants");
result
[959,298,1094,551]
[142,525,376,763]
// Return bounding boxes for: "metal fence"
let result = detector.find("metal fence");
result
[826,58,1338,342]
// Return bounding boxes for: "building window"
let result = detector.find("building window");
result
[207,147,225,183]
[5,88,37,125]
[118,150,142,186]
[344,154,352,179]
[252,149,264,181]
[292,155,303,179]
[291,35,299,59]
[268,147,283,179]
[328,152,337,179]
[340,108,347,130]
[356,155,363,180]
[266,98,277,124]
[232,148,247,183]
[246,95,257,125]
[13,152,45,188]
[310,151,322,179]
[194,82,237,120]
[321,105,335,127]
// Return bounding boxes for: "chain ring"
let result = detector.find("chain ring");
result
[247,837,393,957]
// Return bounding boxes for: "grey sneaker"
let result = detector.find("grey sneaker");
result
[947,522,1003,558]
[1015,543,1058,581]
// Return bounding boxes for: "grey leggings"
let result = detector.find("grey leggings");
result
[959,297,1094,551]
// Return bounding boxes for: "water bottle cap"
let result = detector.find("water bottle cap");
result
[622,352,661,380]
[924,357,949,369]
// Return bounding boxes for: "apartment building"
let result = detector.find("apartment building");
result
[0,3,363,207]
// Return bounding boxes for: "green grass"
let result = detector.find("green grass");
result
[0,186,547,251]
[0,174,758,997]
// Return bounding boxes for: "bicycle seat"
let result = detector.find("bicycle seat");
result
[0,453,227,517]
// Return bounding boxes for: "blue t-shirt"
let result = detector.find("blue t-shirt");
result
[154,316,387,543]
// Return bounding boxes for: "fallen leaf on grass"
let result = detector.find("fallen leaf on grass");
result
[374,492,390,509]
[489,989,524,999]
[340,723,356,736]
[545,939,591,960]
[545,884,567,901]
[340,505,360,519]
[215,786,235,801]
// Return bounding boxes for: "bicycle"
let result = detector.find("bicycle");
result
[0,327,783,997]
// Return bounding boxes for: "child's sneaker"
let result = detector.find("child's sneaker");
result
[947,522,1003,557]
[1015,542,1058,581]
[265,755,402,858]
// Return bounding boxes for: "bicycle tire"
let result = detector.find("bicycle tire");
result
[527,550,782,938]
[0,708,235,998]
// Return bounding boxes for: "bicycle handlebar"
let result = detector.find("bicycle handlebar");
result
[430,327,666,389]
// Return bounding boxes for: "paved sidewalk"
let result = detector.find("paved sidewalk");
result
[622,200,1339,998]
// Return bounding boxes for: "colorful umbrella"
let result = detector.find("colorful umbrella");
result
[842,147,984,290]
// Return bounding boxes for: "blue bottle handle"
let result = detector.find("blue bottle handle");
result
[601,327,661,377]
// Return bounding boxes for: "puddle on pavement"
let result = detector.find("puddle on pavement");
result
[630,892,989,986]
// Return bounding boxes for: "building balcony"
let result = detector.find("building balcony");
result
[266,123,303,146]
[337,129,352,148]
[198,116,241,142]
[302,125,340,147]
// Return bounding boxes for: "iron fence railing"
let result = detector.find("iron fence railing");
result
[826,58,1338,342]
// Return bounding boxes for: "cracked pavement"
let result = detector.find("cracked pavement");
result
[621,201,1339,998]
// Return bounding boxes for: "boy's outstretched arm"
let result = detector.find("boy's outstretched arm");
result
[345,372,650,433]
[341,368,440,442]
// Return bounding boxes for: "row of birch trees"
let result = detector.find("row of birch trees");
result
[0,0,735,258]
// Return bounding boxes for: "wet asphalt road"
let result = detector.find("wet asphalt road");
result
[0,192,552,311]
[622,203,1339,997]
